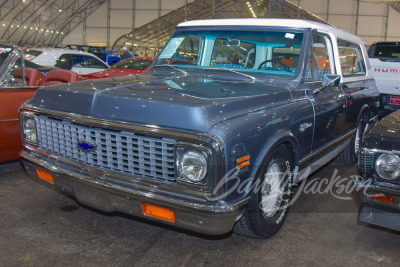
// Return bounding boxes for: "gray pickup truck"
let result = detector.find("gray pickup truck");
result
[20,19,379,238]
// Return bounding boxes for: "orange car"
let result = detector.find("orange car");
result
[0,44,84,162]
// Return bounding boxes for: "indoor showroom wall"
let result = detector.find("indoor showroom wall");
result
[63,0,400,48]
[288,0,400,44]
[62,0,193,48]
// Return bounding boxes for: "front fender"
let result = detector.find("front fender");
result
[247,129,299,182]
[207,100,313,202]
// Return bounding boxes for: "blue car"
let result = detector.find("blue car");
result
[66,45,120,65]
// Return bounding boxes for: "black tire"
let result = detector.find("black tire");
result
[336,116,367,165]
[234,145,294,239]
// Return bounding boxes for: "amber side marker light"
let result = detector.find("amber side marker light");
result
[373,193,394,204]
[36,169,54,184]
[141,203,175,222]
[237,155,250,169]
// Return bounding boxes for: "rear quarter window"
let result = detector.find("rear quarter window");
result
[337,39,366,77]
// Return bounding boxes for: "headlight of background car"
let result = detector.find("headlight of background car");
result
[176,148,208,183]
[375,154,400,180]
[20,111,38,144]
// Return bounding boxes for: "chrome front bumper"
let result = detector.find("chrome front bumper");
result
[354,177,400,231]
[20,150,248,236]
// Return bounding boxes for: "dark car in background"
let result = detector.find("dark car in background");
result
[356,110,400,231]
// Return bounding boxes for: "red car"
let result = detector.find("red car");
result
[81,57,154,79]
[1,48,152,163]
[1,44,85,163]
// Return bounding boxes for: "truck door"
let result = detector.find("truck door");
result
[337,39,376,130]
[305,33,347,152]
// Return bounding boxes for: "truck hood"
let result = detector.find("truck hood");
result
[364,110,400,151]
[31,73,293,132]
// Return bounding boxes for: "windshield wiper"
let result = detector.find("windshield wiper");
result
[152,65,187,76]
[204,68,256,82]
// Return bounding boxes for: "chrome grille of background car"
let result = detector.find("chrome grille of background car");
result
[35,115,176,182]
[359,149,374,177]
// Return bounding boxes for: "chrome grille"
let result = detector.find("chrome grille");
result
[35,115,176,182]
[359,149,374,177]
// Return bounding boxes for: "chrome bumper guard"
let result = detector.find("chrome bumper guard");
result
[20,150,247,236]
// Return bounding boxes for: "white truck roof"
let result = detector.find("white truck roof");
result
[178,18,363,44]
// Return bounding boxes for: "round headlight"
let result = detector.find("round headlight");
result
[375,154,400,180]
[179,150,208,183]
[24,118,37,143]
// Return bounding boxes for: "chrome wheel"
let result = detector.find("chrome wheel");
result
[234,146,293,238]
[354,120,367,156]
[261,161,284,218]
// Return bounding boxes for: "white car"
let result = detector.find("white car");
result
[24,48,109,75]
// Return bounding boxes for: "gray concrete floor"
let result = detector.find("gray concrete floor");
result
[0,160,399,266]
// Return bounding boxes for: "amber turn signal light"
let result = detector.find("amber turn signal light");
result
[36,169,54,184]
[237,155,250,169]
[141,203,175,222]
[373,193,394,204]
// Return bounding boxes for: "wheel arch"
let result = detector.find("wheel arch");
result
[357,104,373,123]
[249,130,299,185]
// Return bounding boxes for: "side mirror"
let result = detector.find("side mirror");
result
[322,74,341,87]
[314,74,341,94]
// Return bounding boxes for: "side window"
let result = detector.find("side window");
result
[306,34,333,81]
[55,54,72,70]
[337,39,366,76]
[77,55,107,69]
[71,55,86,68]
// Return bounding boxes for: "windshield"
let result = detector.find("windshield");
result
[111,59,152,70]
[154,29,304,77]
[24,49,42,61]
[0,47,13,66]
[370,45,400,59]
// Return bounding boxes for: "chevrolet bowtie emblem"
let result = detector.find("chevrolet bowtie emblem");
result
[77,141,96,152]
